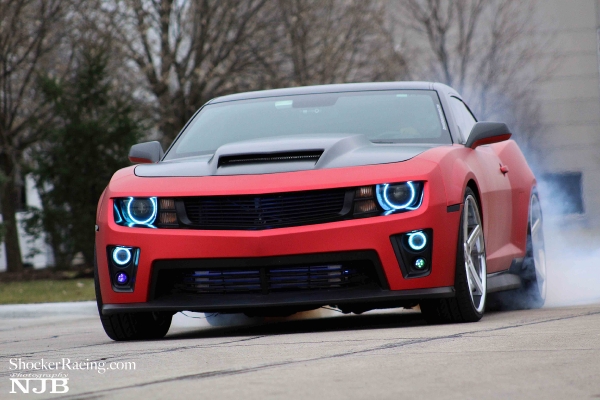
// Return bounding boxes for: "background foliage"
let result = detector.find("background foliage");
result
[25,47,143,267]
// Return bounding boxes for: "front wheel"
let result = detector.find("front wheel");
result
[98,310,172,341]
[420,187,487,323]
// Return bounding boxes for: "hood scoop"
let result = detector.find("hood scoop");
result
[218,150,323,168]
[135,133,438,177]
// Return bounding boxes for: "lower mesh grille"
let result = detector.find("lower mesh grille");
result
[269,265,350,291]
[181,269,262,294]
[170,263,374,295]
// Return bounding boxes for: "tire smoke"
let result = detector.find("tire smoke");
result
[538,179,600,307]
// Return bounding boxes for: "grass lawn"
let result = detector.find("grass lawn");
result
[0,279,95,305]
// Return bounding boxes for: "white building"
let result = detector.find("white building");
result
[534,0,600,227]
[0,176,54,271]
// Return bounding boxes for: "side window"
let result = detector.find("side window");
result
[449,97,477,141]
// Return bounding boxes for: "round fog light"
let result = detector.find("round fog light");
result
[112,247,132,266]
[408,231,427,251]
[414,258,427,270]
[115,272,129,285]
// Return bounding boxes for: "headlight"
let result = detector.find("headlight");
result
[114,197,157,227]
[353,181,424,217]
[375,181,423,212]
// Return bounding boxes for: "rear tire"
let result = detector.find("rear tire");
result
[489,192,546,310]
[420,187,487,323]
[94,246,172,341]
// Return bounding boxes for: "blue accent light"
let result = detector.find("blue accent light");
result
[115,272,129,285]
[376,182,416,211]
[407,231,427,251]
[113,203,123,224]
[112,247,132,266]
[125,197,157,226]
[405,189,424,211]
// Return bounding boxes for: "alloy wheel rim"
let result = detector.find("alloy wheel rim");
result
[530,195,547,300]
[463,195,487,313]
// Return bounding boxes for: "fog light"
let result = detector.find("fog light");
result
[112,247,132,266]
[408,231,427,251]
[115,272,129,285]
[414,258,427,270]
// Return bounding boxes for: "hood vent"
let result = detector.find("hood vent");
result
[218,150,323,168]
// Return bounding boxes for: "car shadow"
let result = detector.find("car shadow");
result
[164,309,429,341]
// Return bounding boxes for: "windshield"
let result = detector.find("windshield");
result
[165,90,451,160]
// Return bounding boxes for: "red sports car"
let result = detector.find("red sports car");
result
[94,82,546,341]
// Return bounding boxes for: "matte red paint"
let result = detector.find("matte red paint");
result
[96,141,535,305]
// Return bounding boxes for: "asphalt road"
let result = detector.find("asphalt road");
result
[1,301,600,400]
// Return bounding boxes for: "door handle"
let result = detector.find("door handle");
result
[500,164,509,174]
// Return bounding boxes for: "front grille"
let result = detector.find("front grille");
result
[156,262,377,297]
[181,188,349,230]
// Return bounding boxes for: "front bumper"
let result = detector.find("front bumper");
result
[96,189,462,312]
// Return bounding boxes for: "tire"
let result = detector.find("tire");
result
[490,192,546,310]
[420,187,487,323]
[94,246,172,341]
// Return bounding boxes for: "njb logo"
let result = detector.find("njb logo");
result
[10,378,69,394]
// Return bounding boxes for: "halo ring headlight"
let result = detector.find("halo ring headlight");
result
[377,182,417,211]
[126,197,157,226]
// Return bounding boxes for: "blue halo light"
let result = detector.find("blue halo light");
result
[115,272,129,285]
[112,247,132,266]
[113,203,123,224]
[408,231,427,251]
[377,182,416,211]
[126,197,157,226]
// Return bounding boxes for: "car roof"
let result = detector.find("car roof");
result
[209,81,455,104]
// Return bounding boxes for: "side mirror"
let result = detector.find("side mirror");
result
[465,122,512,149]
[128,141,164,164]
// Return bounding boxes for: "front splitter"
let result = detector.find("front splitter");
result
[101,286,455,315]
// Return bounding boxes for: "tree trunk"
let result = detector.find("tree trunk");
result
[0,173,24,272]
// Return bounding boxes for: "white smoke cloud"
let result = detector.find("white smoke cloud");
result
[538,179,600,307]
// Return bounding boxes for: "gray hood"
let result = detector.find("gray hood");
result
[135,134,439,177]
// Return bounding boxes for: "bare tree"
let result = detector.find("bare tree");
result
[391,0,554,158]
[101,0,275,143]
[255,0,408,88]
[0,0,70,272]
[101,0,410,144]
